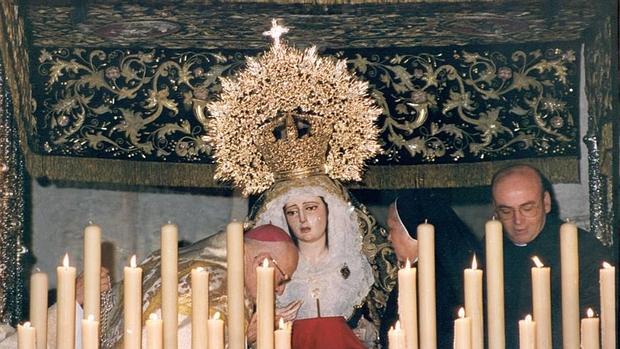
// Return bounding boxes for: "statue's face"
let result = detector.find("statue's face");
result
[283,195,328,245]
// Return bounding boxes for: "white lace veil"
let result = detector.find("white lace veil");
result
[253,182,375,320]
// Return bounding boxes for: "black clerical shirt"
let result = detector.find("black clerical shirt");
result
[503,218,613,349]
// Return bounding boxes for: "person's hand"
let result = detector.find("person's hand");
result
[275,300,302,324]
[76,267,111,306]
[352,317,378,348]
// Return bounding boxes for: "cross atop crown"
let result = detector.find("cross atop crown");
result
[263,19,289,47]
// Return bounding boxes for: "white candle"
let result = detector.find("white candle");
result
[257,258,275,349]
[146,313,163,349]
[161,223,178,349]
[531,256,552,349]
[417,221,436,349]
[600,262,615,349]
[398,259,418,349]
[17,322,36,349]
[560,221,580,349]
[485,218,505,349]
[57,254,76,349]
[207,312,224,349]
[192,267,209,349]
[581,308,600,349]
[388,320,405,349]
[519,315,536,349]
[124,255,142,349]
[226,221,245,349]
[464,255,483,349]
[29,271,48,349]
[454,308,471,349]
[274,318,291,349]
[83,224,101,321]
[81,314,99,349]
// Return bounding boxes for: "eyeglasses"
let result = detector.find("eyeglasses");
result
[270,258,290,284]
[495,202,541,220]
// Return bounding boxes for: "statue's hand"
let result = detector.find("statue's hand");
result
[247,300,302,345]
[76,267,111,306]
[275,300,302,323]
[246,300,303,344]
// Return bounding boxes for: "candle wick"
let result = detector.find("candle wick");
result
[316,298,321,317]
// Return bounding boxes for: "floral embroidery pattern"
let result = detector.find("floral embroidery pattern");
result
[32,45,578,164]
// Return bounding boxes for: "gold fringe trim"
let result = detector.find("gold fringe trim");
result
[221,0,492,3]
[25,151,579,189]
[222,0,494,5]
[25,152,221,188]
[358,157,580,188]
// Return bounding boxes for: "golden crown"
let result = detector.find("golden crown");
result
[206,20,382,196]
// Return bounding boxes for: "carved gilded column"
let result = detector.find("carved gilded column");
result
[583,3,617,246]
[0,60,27,325]
[0,0,30,324]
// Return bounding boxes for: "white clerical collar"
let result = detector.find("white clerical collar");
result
[513,242,528,247]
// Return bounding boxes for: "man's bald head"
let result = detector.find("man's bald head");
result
[491,165,546,195]
[243,225,299,301]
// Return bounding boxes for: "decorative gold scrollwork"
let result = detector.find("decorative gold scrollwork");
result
[33,45,579,165]
[35,48,245,160]
[344,47,578,163]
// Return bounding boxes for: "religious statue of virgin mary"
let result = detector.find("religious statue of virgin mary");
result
[205,21,397,346]
[78,21,395,349]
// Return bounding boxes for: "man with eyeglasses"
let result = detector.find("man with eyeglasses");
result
[491,164,613,349]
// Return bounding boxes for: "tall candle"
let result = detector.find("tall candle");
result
[257,258,275,349]
[192,267,209,349]
[146,313,163,349]
[57,254,76,349]
[124,255,142,349]
[485,218,505,349]
[581,308,600,349]
[17,322,35,349]
[464,255,483,349]
[29,271,48,349]
[388,321,405,349]
[83,224,101,321]
[454,308,471,349]
[161,223,178,349]
[398,259,418,349]
[519,315,536,349]
[417,221,436,349]
[226,221,245,349]
[560,221,580,349]
[600,262,615,349]
[531,256,552,349]
[81,314,99,349]
[207,312,224,349]
[274,318,291,349]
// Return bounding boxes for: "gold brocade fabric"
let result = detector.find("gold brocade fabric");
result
[100,231,253,348]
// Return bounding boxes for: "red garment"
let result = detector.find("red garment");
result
[292,316,366,349]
